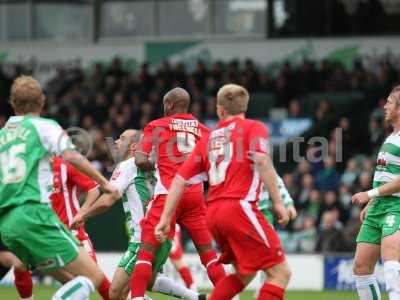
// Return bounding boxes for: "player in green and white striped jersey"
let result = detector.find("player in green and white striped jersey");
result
[258,175,297,225]
[73,129,205,300]
[352,85,400,300]
[0,76,119,300]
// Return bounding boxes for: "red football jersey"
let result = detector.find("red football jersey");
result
[50,156,99,227]
[137,113,209,195]
[178,117,269,203]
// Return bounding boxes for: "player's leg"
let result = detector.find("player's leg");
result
[0,203,104,300]
[130,196,168,298]
[169,233,196,290]
[150,241,205,300]
[0,250,33,300]
[353,219,382,300]
[178,193,225,285]
[258,261,291,300]
[380,212,400,300]
[76,229,111,300]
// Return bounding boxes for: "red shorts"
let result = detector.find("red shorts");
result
[169,226,184,260]
[141,192,212,247]
[206,200,285,275]
[72,227,97,262]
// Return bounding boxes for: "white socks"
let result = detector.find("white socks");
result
[354,274,381,300]
[384,261,400,300]
[52,276,95,300]
[151,274,199,300]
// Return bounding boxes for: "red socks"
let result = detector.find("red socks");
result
[199,251,226,285]
[97,276,111,300]
[131,250,154,298]
[177,266,194,288]
[209,274,244,300]
[258,283,285,300]
[14,269,33,299]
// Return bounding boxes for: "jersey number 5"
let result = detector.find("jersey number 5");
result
[177,132,196,154]
[0,144,27,184]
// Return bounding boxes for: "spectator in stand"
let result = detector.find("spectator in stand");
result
[315,156,341,191]
[340,158,360,186]
[297,174,314,207]
[315,210,346,252]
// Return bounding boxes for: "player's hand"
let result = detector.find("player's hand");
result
[274,203,290,227]
[71,212,85,230]
[155,219,171,243]
[359,205,369,223]
[352,192,371,205]
[286,205,298,220]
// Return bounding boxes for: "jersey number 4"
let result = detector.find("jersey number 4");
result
[0,144,27,184]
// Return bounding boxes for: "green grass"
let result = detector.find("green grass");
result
[0,285,390,299]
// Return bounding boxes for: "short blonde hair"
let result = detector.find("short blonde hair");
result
[216,84,249,115]
[10,75,45,114]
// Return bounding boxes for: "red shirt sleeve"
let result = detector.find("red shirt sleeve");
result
[178,137,207,184]
[136,123,154,156]
[248,121,270,154]
[66,161,99,192]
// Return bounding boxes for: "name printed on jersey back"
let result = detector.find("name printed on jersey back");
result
[169,119,202,137]
[0,127,31,149]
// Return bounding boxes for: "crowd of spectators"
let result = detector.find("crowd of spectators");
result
[0,55,398,253]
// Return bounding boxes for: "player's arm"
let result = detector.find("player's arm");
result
[71,192,121,229]
[277,176,297,220]
[62,150,115,193]
[65,161,101,215]
[34,119,117,195]
[352,178,400,205]
[72,164,132,228]
[248,122,289,225]
[135,125,155,171]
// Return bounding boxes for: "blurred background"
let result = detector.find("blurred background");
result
[1,0,400,291]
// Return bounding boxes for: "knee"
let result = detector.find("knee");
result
[267,263,291,288]
[279,264,292,286]
[353,258,373,275]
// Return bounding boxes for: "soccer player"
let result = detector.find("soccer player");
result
[0,75,118,300]
[50,156,111,299]
[352,85,400,300]
[72,129,206,300]
[155,84,292,300]
[131,87,226,299]
[258,175,297,225]
[0,239,33,300]
[169,225,197,291]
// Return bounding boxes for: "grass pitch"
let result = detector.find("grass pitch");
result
[0,285,390,300]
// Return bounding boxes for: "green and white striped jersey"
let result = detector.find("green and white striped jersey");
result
[370,132,400,214]
[110,157,155,243]
[0,116,73,214]
[258,175,294,212]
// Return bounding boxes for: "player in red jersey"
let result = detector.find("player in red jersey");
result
[131,87,226,299]
[156,84,292,300]
[169,225,197,291]
[50,156,111,300]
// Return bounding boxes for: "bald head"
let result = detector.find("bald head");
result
[115,129,142,160]
[163,87,190,116]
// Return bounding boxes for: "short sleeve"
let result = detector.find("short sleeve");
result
[67,162,98,192]
[248,121,269,154]
[136,123,154,156]
[30,118,75,155]
[110,162,135,194]
[178,138,207,184]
